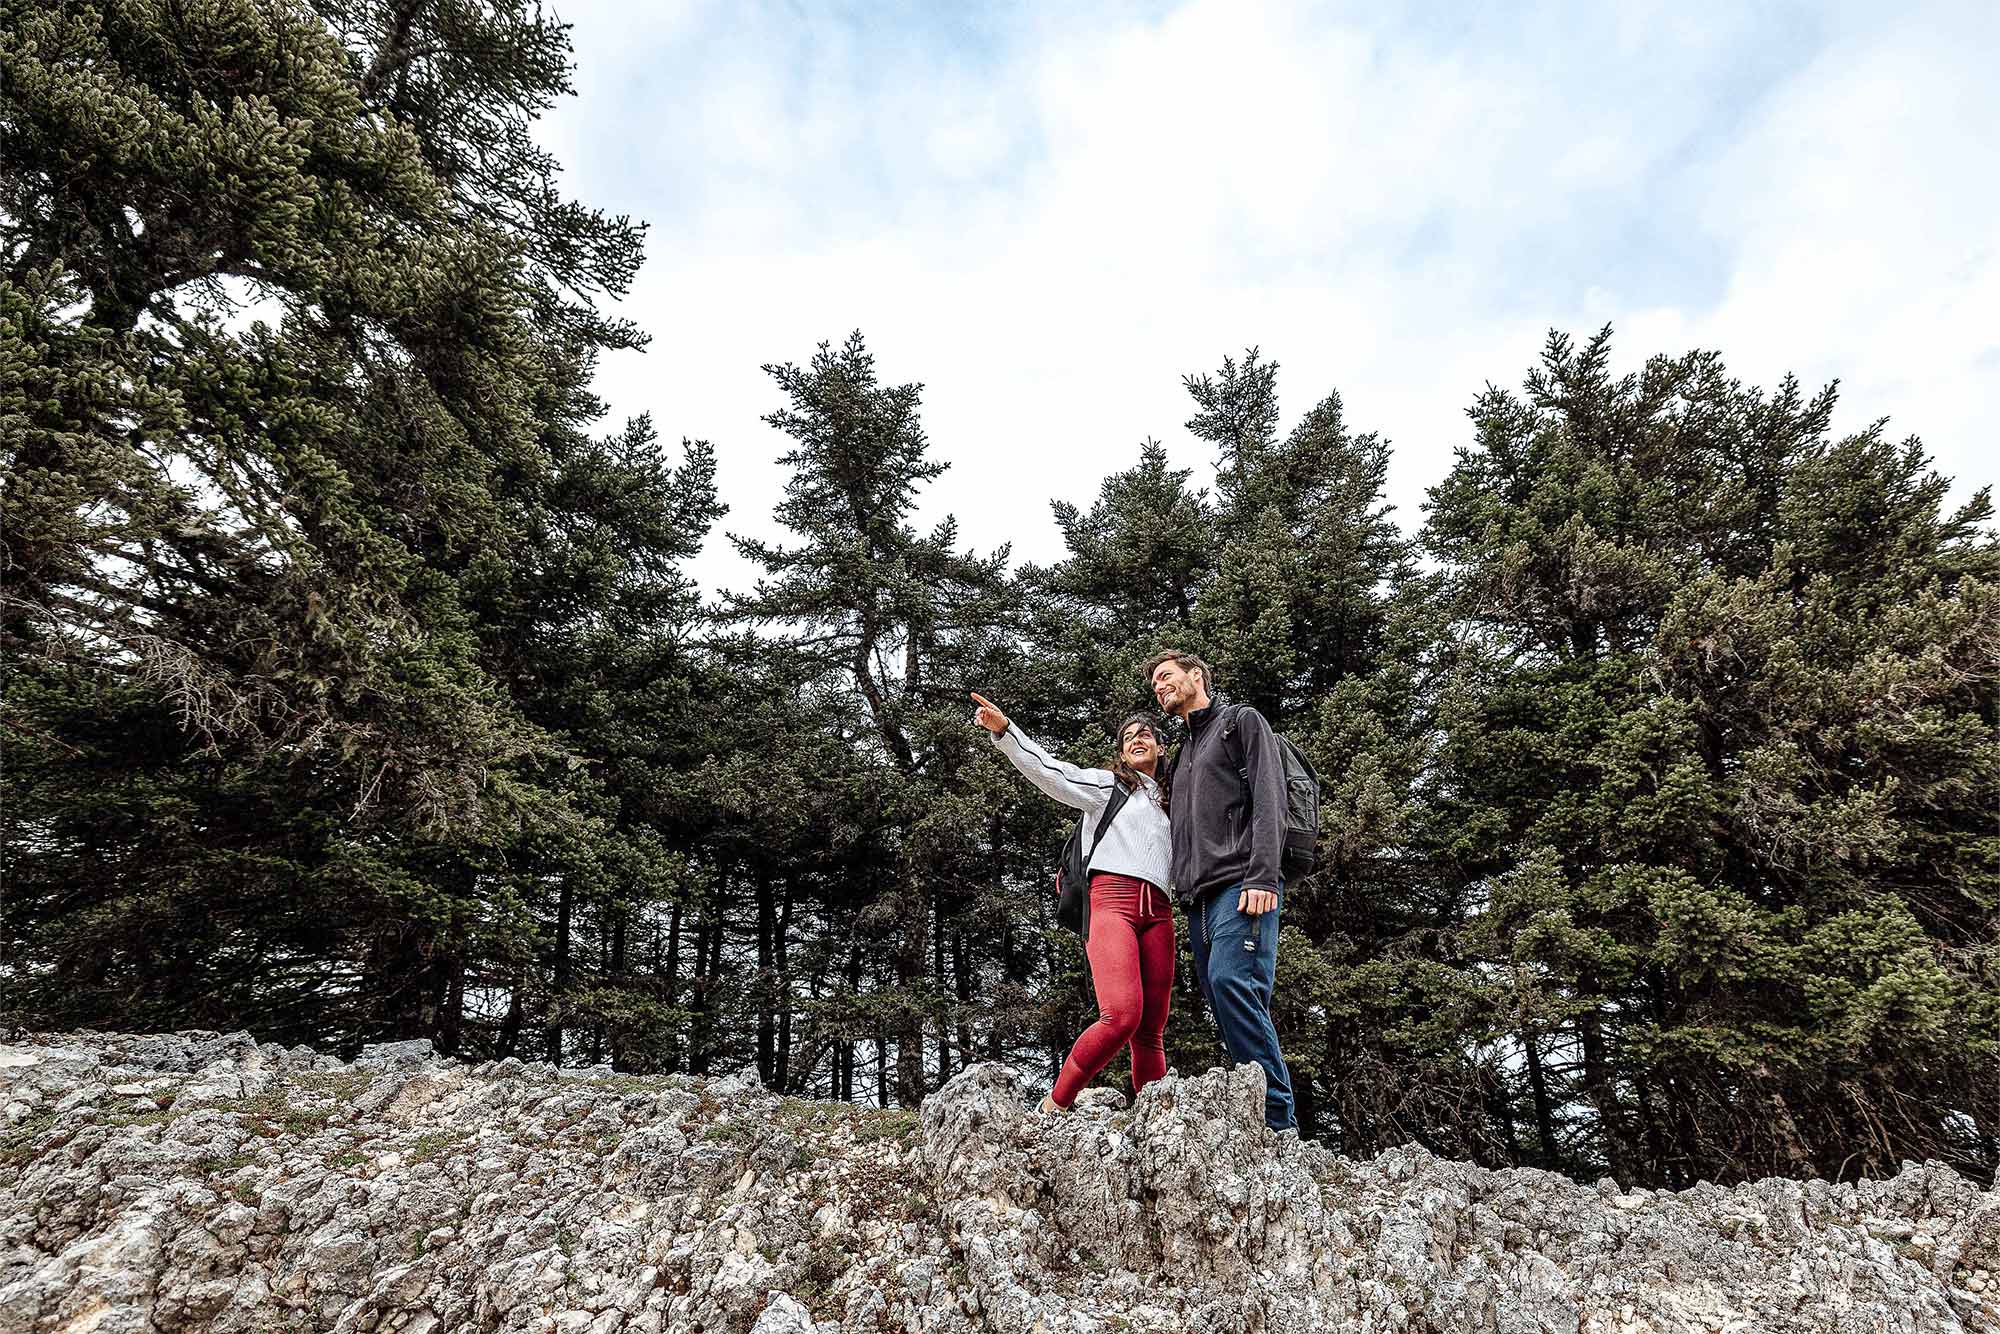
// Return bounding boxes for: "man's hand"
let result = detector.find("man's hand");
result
[969,692,1010,735]
[1237,887,1278,916]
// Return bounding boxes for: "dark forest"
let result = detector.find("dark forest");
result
[4,0,1995,1191]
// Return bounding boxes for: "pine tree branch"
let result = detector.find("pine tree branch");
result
[359,0,432,102]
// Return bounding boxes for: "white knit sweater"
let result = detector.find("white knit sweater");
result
[990,724,1172,892]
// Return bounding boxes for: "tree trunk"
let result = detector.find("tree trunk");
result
[587,911,608,1067]
[496,973,524,1059]
[1756,1066,1815,1178]
[756,868,777,1086]
[894,880,930,1107]
[688,913,712,1076]
[775,879,794,1092]
[985,814,1016,1060]
[932,905,952,1085]
[1577,1008,1632,1183]
[1523,1028,1561,1165]
[437,955,464,1056]
[693,882,727,1076]
[545,876,574,1065]
[844,940,866,1103]
[1486,1057,1521,1167]
[1635,1073,1670,1187]
[951,927,975,1073]
[1295,1068,1319,1140]
[663,896,684,1074]
[607,908,628,1070]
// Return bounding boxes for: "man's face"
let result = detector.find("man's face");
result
[1119,722,1160,769]
[1151,661,1201,714]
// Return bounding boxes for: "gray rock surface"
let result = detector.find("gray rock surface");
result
[1,1032,1994,1332]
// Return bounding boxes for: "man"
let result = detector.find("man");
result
[1145,649,1296,1132]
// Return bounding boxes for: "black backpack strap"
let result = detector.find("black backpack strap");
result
[1222,703,1250,784]
[1087,783,1134,858]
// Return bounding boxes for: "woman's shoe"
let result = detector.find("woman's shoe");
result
[1038,1093,1064,1115]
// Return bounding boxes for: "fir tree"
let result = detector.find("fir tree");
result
[1426,329,1998,1184]
[728,333,1016,1105]
[0,0,718,1053]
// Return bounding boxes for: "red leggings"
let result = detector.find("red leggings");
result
[1052,872,1176,1108]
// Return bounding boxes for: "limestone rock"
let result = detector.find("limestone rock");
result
[1,1034,1994,1333]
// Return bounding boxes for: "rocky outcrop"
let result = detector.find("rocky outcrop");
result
[1,1031,1994,1332]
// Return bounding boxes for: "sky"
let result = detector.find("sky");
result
[536,0,1999,596]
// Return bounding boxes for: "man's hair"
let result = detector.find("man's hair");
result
[1141,649,1213,693]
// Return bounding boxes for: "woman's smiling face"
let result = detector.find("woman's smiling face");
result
[1120,721,1161,771]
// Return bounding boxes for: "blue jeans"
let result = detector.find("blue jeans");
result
[1186,882,1295,1131]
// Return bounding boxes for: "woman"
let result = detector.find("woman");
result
[970,691,1175,1115]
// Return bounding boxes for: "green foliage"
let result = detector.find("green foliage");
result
[724,331,1024,1105]
[2,0,1991,1192]
[0,0,717,1055]
[1424,329,1999,1184]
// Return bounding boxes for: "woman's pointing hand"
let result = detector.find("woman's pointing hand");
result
[969,692,1010,735]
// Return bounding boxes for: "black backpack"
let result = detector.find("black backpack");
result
[1219,705,1322,880]
[1054,784,1132,936]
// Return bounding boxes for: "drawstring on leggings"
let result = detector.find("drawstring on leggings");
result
[1095,872,1161,919]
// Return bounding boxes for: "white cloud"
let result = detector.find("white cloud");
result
[542,0,1998,596]
[1622,18,1997,514]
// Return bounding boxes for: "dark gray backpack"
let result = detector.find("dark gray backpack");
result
[1221,705,1321,880]
[1055,784,1132,935]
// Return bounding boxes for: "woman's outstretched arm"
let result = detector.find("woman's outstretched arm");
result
[971,692,1117,812]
